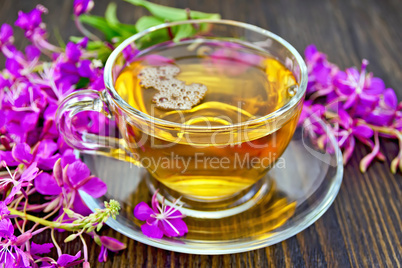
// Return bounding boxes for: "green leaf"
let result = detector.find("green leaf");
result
[173,24,195,42]
[79,15,120,41]
[135,16,164,32]
[105,2,120,26]
[75,77,90,89]
[116,23,138,35]
[53,27,66,48]
[125,0,220,21]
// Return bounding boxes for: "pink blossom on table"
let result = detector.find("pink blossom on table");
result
[333,59,385,110]
[134,190,188,239]
[303,45,402,172]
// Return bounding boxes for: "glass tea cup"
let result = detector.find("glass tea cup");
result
[57,20,307,214]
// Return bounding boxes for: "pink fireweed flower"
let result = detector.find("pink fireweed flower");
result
[15,5,48,41]
[0,161,39,204]
[333,59,385,110]
[331,109,374,164]
[134,190,188,239]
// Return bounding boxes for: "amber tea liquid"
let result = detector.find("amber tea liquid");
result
[114,39,300,200]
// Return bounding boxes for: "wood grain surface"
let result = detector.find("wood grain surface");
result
[1,0,401,267]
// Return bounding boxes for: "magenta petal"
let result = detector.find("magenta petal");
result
[67,161,90,186]
[34,172,62,195]
[334,71,352,95]
[61,149,77,168]
[166,207,183,218]
[15,247,30,267]
[383,88,397,109]
[0,202,9,216]
[304,44,318,61]
[0,151,19,166]
[21,163,39,182]
[4,183,21,204]
[141,219,163,239]
[37,153,60,170]
[30,242,54,255]
[343,93,357,110]
[25,45,40,61]
[160,218,188,237]
[72,195,92,216]
[98,246,107,262]
[0,218,14,238]
[57,251,81,266]
[134,202,154,221]
[36,139,58,157]
[170,218,188,235]
[366,77,385,94]
[80,177,107,198]
[12,143,33,164]
[99,236,127,252]
[338,110,351,128]
[352,125,374,139]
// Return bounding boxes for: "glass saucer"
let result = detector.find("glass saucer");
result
[79,116,343,254]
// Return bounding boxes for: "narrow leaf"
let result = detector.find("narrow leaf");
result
[135,16,164,32]
[173,24,195,42]
[79,15,120,41]
[125,0,220,21]
[105,2,119,26]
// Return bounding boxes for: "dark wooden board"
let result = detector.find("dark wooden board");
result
[1,0,401,267]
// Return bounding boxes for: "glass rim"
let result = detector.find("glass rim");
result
[104,19,308,130]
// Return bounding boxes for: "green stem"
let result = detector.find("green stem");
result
[8,208,75,231]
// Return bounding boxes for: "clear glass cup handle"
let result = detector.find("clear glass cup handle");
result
[56,89,138,163]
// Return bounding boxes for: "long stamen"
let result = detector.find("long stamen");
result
[165,203,184,218]
[164,197,183,217]
[3,162,15,180]
[163,219,180,235]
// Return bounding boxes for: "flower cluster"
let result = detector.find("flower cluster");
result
[134,190,188,239]
[0,1,124,267]
[302,45,401,172]
[0,0,219,265]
